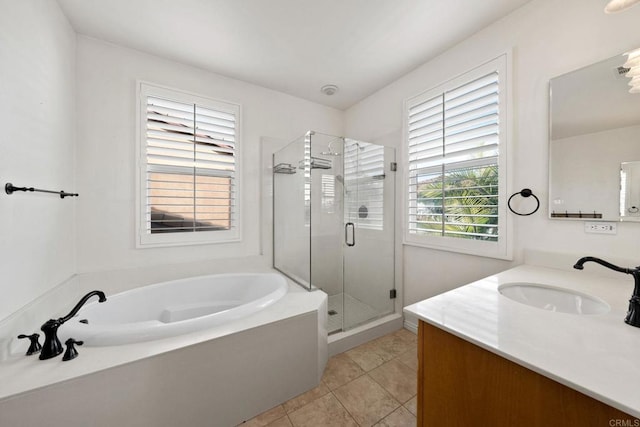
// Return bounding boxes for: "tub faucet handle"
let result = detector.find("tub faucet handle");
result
[17,333,42,356]
[62,338,83,361]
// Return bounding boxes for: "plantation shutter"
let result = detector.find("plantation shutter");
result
[407,71,500,241]
[144,94,238,235]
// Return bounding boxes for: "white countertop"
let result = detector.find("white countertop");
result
[404,264,640,418]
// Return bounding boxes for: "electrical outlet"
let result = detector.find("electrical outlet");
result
[584,222,617,235]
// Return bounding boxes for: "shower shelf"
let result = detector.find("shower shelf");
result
[273,163,296,174]
[298,157,332,170]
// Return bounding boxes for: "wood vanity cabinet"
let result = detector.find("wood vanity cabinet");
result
[417,321,638,427]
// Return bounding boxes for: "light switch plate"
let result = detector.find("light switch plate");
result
[584,222,617,235]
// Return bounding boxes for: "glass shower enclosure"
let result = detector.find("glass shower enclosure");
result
[273,131,395,334]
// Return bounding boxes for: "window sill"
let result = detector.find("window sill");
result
[402,237,512,261]
[136,233,241,249]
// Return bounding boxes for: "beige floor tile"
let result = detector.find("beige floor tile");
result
[322,353,365,390]
[241,405,287,426]
[404,396,417,417]
[333,375,400,427]
[396,343,418,371]
[345,339,389,372]
[347,329,416,372]
[288,393,358,427]
[374,330,416,360]
[266,416,293,427]
[369,359,417,403]
[392,328,417,344]
[374,406,416,427]
[283,382,331,413]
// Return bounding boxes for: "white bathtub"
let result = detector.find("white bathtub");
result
[60,273,288,346]
[1,263,328,427]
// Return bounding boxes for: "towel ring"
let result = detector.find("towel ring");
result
[507,188,539,216]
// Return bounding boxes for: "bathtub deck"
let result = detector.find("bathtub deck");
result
[0,280,328,427]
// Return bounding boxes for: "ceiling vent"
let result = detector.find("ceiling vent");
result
[320,85,339,96]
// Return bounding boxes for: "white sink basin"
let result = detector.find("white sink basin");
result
[498,282,610,315]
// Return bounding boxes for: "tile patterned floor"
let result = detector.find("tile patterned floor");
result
[239,328,417,427]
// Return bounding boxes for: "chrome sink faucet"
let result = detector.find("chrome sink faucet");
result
[39,290,107,360]
[573,256,640,328]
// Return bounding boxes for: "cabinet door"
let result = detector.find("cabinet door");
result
[418,321,637,426]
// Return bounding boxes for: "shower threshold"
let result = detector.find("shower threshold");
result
[327,293,384,335]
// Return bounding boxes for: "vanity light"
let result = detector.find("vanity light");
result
[624,48,640,93]
[624,48,640,66]
[626,66,640,78]
[604,0,640,13]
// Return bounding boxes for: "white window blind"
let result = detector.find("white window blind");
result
[405,55,509,258]
[138,83,240,246]
[344,141,386,230]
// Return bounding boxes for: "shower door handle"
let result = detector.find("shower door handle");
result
[345,222,355,247]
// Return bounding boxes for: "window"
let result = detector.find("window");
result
[404,55,510,259]
[137,82,241,247]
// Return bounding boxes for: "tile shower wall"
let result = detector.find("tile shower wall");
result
[0,0,77,320]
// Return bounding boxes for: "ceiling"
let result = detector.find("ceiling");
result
[56,0,532,110]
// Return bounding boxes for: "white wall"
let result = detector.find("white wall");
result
[0,1,76,320]
[344,0,640,308]
[75,37,343,273]
[551,125,640,219]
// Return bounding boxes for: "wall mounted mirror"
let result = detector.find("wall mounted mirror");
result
[549,50,640,221]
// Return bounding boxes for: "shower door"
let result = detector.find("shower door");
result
[342,139,396,330]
